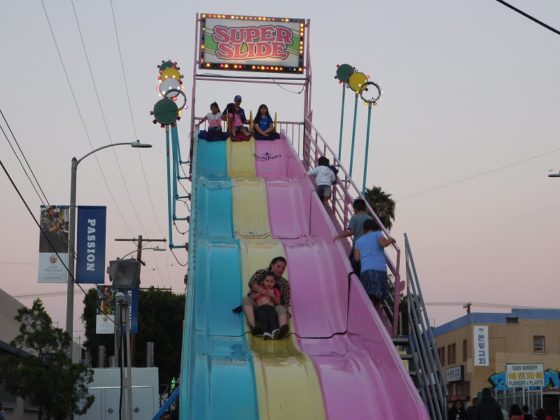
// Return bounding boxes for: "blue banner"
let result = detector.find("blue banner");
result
[76,206,106,283]
[130,287,139,334]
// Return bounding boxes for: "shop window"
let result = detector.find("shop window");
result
[533,335,545,353]
[447,343,456,364]
[437,347,445,366]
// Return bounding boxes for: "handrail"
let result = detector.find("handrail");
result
[179,128,199,417]
[405,233,447,420]
[300,115,402,337]
[152,386,180,420]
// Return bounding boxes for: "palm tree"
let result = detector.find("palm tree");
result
[363,186,396,230]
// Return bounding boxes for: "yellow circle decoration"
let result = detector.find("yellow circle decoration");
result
[160,68,182,81]
[348,72,368,93]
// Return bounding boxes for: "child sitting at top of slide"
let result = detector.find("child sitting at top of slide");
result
[196,102,228,141]
[250,271,282,340]
[224,95,250,140]
[253,104,280,140]
[307,156,336,207]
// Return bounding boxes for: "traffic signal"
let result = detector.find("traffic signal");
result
[107,259,141,289]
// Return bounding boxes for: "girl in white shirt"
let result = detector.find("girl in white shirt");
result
[307,156,336,207]
[198,102,225,140]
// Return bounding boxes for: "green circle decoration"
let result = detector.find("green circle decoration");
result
[153,98,179,125]
[335,64,355,83]
[158,60,177,73]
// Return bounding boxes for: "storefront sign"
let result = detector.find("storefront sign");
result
[446,366,464,382]
[199,14,305,73]
[473,325,489,366]
[506,364,544,388]
[489,369,559,390]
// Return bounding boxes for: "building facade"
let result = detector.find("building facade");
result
[433,309,560,416]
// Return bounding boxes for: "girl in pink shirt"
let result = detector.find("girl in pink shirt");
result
[250,271,282,339]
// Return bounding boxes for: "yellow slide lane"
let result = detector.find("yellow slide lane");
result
[239,240,326,420]
[227,137,256,179]
[232,179,271,239]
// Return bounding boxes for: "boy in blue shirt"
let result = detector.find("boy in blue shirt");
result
[354,219,396,311]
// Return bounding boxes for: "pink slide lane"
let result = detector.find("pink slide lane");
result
[256,135,429,419]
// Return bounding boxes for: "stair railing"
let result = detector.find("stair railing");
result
[278,115,403,337]
[405,233,447,420]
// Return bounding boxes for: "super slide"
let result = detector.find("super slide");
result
[179,132,429,419]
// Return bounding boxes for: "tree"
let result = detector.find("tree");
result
[364,186,396,230]
[0,299,94,419]
[82,287,185,387]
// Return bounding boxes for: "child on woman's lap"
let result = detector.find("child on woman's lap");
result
[250,271,282,339]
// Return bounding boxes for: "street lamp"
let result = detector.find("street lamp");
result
[66,141,152,346]
[119,245,166,260]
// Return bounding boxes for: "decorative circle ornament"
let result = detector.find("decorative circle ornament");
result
[158,60,178,73]
[348,72,368,93]
[158,78,181,97]
[165,89,187,110]
[160,67,182,81]
[152,98,179,126]
[335,64,355,83]
[359,81,382,104]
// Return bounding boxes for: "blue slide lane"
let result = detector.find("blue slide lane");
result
[180,137,258,420]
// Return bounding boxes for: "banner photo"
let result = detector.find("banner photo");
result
[95,286,139,334]
[76,206,106,283]
[38,205,69,283]
[473,325,489,366]
[199,14,305,73]
[96,285,115,334]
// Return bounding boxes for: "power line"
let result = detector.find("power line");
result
[40,0,134,235]
[108,0,138,140]
[0,261,37,266]
[0,123,47,207]
[397,144,560,202]
[426,301,556,310]
[1,109,50,205]
[69,0,149,239]
[0,160,119,329]
[0,160,88,297]
[106,0,175,286]
[13,290,83,299]
[0,110,78,260]
[494,0,560,36]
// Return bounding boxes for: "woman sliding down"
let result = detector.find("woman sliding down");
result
[242,256,290,339]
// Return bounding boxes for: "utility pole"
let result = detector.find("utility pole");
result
[114,236,166,366]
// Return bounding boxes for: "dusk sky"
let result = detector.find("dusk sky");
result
[1,0,559,342]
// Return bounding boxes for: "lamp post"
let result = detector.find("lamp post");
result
[119,245,166,260]
[66,141,152,349]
